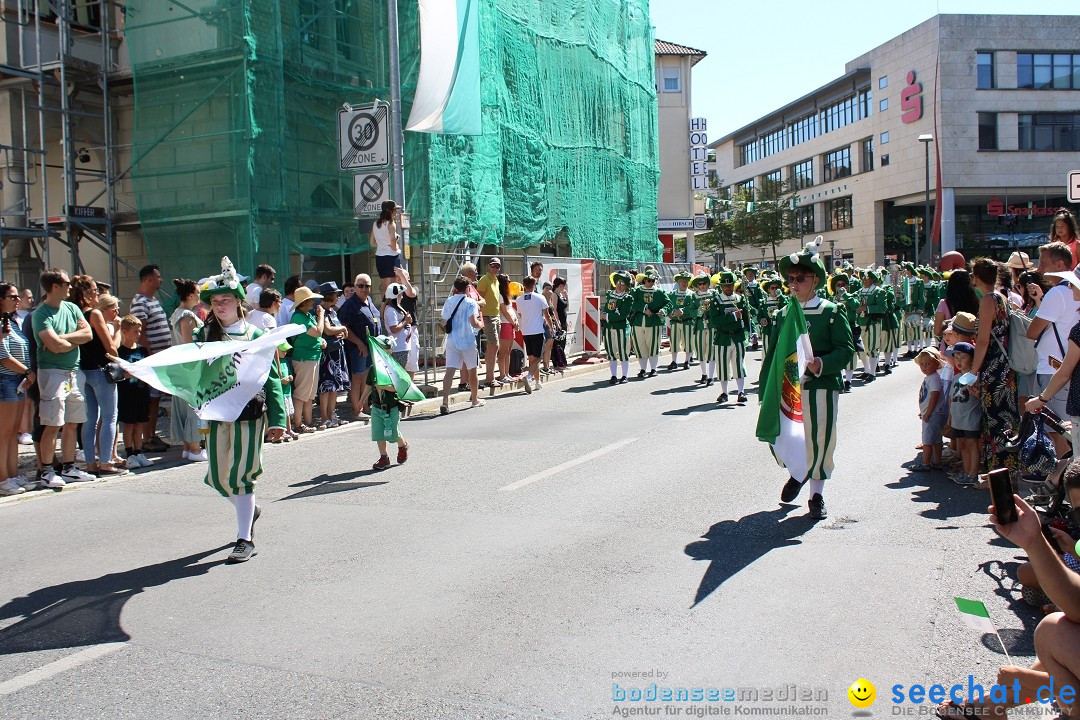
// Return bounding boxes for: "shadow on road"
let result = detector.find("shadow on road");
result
[0,545,230,655]
[650,385,706,396]
[885,468,988,520]
[277,471,389,501]
[684,506,817,607]
[561,380,623,394]
[976,557,1039,657]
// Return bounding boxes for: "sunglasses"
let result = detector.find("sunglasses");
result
[356,284,370,289]
[787,275,813,284]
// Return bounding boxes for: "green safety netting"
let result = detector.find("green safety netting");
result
[125,0,659,283]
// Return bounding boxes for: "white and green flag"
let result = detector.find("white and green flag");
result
[114,324,303,422]
[756,295,813,482]
[954,597,996,634]
[405,0,482,135]
[369,336,425,402]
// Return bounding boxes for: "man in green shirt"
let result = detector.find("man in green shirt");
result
[629,269,668,378]
[766,244,854,519]
[602,272,634,384]
[32,267,94,488]
[666,271,694,371]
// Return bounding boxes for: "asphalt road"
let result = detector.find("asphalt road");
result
[0,354,1043,719]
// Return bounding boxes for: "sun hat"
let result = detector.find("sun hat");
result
[1006,251,1033,270]
[949,311,976,335]
[318,281,341,296]
[292,286,323,307]
[1046,266,1080,293]
[915,346,944,366]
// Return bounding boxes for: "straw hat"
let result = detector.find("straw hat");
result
[949,311,976,335]
[1006,251,1033,270]
[292,286,323,307]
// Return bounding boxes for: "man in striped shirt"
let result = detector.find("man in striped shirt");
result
[130,264,172,452]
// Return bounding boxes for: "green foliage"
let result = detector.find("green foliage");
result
[729,177,799,263]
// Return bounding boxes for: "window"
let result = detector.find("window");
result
[826,197,853,231]
[764,169,782,187]
[879,76,888,89]
[977,52,994,89]
[879,98,888,112]
[791,159,814,189]
[822,146,851,183]
[1018,113,1080,151]
[861,138,874,172]
[978,112,997,150]
[880,154,890,167]
[796,205,815,235]
[662,66,681,93]
[735,179,755,196]
[880,131,889,144]
[1018,53,1080,89]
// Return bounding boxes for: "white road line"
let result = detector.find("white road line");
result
[498,438,637,492]
[0,642,127,695]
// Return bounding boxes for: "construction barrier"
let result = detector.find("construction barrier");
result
[583,295,601,353]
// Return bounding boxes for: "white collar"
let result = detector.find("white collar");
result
[224,319,248,334]
[801,296,822,309]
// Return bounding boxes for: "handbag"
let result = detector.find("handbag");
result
[235,387,267,422]
[1019,412,1058,481]
[443,296,466,334]
[103,361,125,384]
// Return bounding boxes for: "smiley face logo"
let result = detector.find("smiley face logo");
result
[848,678,876,708]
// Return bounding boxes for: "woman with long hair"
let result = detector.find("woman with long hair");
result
[194,258,287,563]
[1052,208,1080,267]
[0,282,33,493]
[969,257,1018,482]
[71,275,125,476]
[369,201,401,295]
[496,274,518,382]
[170,278,206,462]
[934,269,980,341]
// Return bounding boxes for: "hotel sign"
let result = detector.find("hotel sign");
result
[690,118,708,191]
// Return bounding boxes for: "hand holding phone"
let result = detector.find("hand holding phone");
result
[987,468,1018,525]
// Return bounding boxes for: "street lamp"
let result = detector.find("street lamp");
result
[918,133,934,264]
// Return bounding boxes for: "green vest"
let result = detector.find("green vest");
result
[601,291,634,329]
[667,289,698,321]
[692,290,717,331]
[630,286,668,327]
[709,292,752,346]
[764,299,854,393]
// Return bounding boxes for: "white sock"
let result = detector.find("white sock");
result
[620,361,629,377]
[638,358,648,372]
[806,479,825,497]
[845,369,853,382]
[699,361,708,376]
[708,361,716,379]
[609,360,617,376]
[720,381,728,395]
[861,356,871,374]
[869,358,878,374]
[650,355,659,371]
[737,377,745,393]
[230,493,256,541]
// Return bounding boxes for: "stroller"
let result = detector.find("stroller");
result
[1007,407,1073,518]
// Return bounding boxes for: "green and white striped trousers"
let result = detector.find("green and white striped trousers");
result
[205,417,266,497]
[718,341,747,380]
[804,389,839,482]
[865,319,883,355]
[631,324,661,358]
[693,325,715,363]
[604,326,629,362]
[669,321,694,356]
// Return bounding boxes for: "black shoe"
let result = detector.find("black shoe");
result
[749,343,760,351]
[808,493,827,520]
[737,392,747,404]
[667,361,678,371]
[864,375,876,383]
[705,378,714,387]
[637,370,646,379]
[780,477,804,503]
[682,361,690,370]
[457,383,469,392]
[227,539,257,563]
[843,380,851,393]
[883,366,892,375]
[717,392,728,403]
[697,375,707,384]
[889,361,897,368]
[251,504,261,541]
[609,375,619,385]
[646,369,657,378]
[618,376,628,384]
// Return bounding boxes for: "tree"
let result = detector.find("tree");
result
[730,177,798,264]
[693,181,738,269]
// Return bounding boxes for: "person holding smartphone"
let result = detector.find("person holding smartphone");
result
[370,201,401,296]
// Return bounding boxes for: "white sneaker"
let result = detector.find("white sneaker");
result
[135,453,153,467]
[75,449,85,462]
[0,478,25,495]
[62,465,96,483]
[534,380,543,391]
[185,449,208,462]
[522,374,532,394]
[37,468,66,489]
[126,454,144,469]
[18,433,32,446]
[14,474,35,489]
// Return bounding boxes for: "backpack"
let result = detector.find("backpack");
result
[509,348,524,376]
[993,297,1038,376]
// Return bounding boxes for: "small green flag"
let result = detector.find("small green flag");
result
[954,597,995,634]
[368,337,425,402]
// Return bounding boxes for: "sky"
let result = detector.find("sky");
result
[649,0,1079,141]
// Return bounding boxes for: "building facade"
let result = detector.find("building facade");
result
[710,14,1080,269]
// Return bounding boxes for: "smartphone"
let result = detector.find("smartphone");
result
[1049,355,1063,370]
[987,468,1018,525]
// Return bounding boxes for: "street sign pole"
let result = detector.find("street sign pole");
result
[387,0,406,210]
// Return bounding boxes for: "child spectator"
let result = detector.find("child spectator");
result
[913,346,948,471]
[275,341,297,442]
[945,342,983,485]
[368,336,408,470]
[117,314,153,468]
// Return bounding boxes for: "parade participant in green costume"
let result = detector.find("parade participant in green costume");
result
[709,270,753,404]
[883,276,900,372]
[758,275,786,357]
[666,271,695,371]
[629,269,668,378]
[741,265,766,350]
[690,273,717,385]
[900,262,924,357]
[921,267,941,350]
[768,243,854,520]
[861,269,889,378]
[828,272,860,392]
[602,272,634,384]
[194,257,287,563]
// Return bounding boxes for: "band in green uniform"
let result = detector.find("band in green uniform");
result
[766,243,854,520]
[666,271,695,370]
[602,271,634,384]
[828,271,861,393]
[882,279,900,370]
[900,262,925,357]
[629,268,668,378]
[690,273,717,386]
[758,274,786,358]
[195,257,288,563]
[740,266,766,351]
[709,270,752,404]
[858,269,888,379]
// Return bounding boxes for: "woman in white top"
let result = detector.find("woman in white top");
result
[370,201,401,296]
[382,283,414,377]
[169,278,207,463]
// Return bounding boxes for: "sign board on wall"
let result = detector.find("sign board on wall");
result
[689,118,708,191]
[338,102,390,169]
[533,260,593,357]
[1069,171,1080,203]
[658,218,695,230]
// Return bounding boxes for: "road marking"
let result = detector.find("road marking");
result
[498,438,637,492]
[0,642,127,695]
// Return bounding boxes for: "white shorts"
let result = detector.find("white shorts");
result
[445,344,478,370]
[38,368,87,427]
[406,334,420,373]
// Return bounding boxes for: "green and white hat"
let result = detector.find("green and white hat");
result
[198,256,246,304]
[673,271,692,283]
[611,271,632,288]
[778,237,827,289]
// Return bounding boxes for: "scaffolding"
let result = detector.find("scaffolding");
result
[0,0,129,290]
